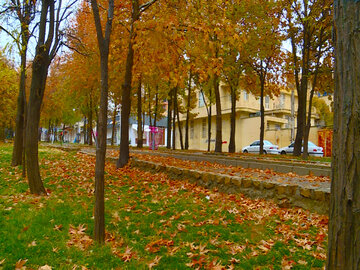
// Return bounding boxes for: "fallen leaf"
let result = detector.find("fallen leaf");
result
[15,259,27,270]
[38,265,52,270]
[147,256,162,269]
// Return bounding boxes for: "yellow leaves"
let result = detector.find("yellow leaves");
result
[257,239,275,254]
[67,224,93,251]
[15,259,27,270]
[53,224,63,231]
[38,265,52,270]
[147,255,162,269]
[27,240,37,247]
[146,239,174,253]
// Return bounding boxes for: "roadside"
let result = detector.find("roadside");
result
[43,143,331,214]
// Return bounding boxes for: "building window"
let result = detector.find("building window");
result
[202,118,206,138]
[199,93,205,107]
[243,90,248,101]
[190,120,194,139]
[265,95,270,109]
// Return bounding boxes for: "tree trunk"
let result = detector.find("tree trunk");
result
[25,48,49,195]
[172,88,176,150]
[259,76,265,155]
[83,116,87,144]
[88,96,93,146]
[117,1,139,168]
[228,85,236,153]
[167,88,172,149]
[175,87,184,150]
[90,0,114,244]
[111,103,117,146]
[12,50,27,166]
[137,79,143,148]
[200,88,212,152]
[154,86,158,127]
[148,86,152,127]
[302,86,315,159]
[292,23,311,157]
[327,1,360,268]
[93,52,109,244]
[303,31,323,159]
[185,72,191,150]
[22,97,27,178]
[214,76,222,153]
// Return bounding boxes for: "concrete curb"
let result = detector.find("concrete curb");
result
[62,147,329,214]
[128,157,330,215]
[132,150,331,178]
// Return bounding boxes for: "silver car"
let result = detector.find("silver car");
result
[278,141,324,157]
[242,140,279,154]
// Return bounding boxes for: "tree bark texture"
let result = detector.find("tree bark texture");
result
[166,89,172,149]
[175,87,184,150]
[137,79,143,148]
[25,49,49,195]
[214,76,222,153]
[12,51,27,166]
[172,88,176,150]
[259,77,265,155]
[291,21,311,156]
[111,104,117,146]
[327,1,360,269]
[303,30,324,158]
[91,0,114,244]
[154,86,158,127]
[185,72,191,150]
[207,89,212,152]
[117,1,139,168]
[11,0,32,167]
[228,85,236,153]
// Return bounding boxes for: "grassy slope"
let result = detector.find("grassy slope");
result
[0,144,327,269]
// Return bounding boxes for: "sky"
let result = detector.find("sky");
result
[0,0,79,67]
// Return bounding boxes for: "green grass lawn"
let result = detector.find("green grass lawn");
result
[0,143,328,269]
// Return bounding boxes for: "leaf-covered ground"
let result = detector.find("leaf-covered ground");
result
[0,144,328,269]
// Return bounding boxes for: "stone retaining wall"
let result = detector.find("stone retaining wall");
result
[129,158,330,215]
[132,151,332,177]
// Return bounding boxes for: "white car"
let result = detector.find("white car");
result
[242,140,279,154]
[278,141,324,157]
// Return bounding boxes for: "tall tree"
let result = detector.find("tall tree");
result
[283,0,333,156]
[25,0,75,195]
[136,78,143,148]
[90,0,114,244]
[0,53,18,141]
[327,0,360,268]
[301,9,332,158]
[117,0,158,168]
[240,0,283,155]
[1,0,35,166]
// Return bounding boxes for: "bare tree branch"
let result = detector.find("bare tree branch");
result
[139,0,158,14]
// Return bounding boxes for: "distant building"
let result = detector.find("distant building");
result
[175,84,323,151]
[106,114,168,147]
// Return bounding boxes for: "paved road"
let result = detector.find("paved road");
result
[44,143,331,178]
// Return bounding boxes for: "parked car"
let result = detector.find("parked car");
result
[242,140,279,154]
[278,141,323,157]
